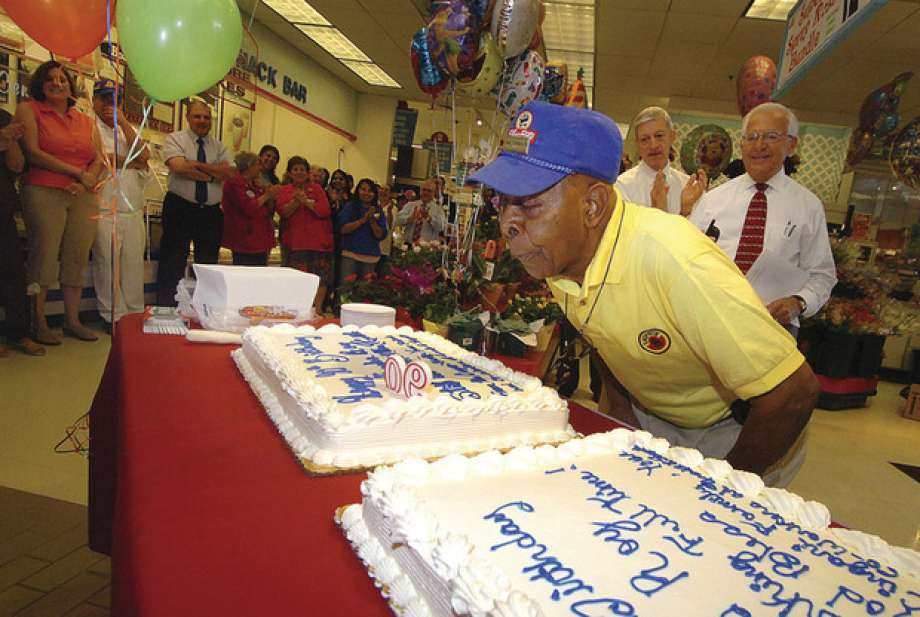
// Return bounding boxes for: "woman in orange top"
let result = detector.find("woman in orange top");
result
[16,61,104,344]
[276,156,332,312]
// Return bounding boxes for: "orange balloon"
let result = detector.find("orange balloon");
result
[2,0,109,57]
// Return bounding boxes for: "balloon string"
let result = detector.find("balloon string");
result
[248,0,261,31]
[105,0,117,330]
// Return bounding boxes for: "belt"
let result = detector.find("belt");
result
[167,191,219,209]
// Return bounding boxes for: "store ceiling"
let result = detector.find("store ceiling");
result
[243,0,920,128]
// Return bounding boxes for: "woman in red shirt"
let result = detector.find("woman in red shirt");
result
[17,61,104,344]
[276,156,332,312]
[221,151,280,266]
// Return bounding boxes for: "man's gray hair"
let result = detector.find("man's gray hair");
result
[632,106,673,133]
[234,151,260,172]
[742,102,800,138]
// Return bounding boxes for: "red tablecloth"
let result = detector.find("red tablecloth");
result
[88,313,621,617]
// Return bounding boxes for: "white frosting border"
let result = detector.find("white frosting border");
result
[233,323,574,469]
[353,428,919,616]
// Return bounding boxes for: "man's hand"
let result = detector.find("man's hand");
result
[680,169,708,216]
[766,296,802,325]
[0,121,24,144]
[649,171,669,211]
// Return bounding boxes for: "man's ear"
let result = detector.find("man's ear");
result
[583,181,613,229]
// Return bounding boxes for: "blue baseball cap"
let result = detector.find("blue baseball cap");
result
[93,78,118,95]
[468,101,623,197]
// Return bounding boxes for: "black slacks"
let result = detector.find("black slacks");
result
[155,191,222,306]
[0,199,30,340]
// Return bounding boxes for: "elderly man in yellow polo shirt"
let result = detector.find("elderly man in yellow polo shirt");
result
[469,102,820,486]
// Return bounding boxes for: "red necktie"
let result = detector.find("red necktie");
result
[734,182,768,274]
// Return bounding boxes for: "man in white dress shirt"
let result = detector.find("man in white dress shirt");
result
[90,79,150,329]
[155,99,235,305]
[615,106,708,216]
[396,179,446,243]
[690,102,836,335]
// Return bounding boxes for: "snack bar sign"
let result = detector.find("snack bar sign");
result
[774,0,887,99]
[233,51,308,105]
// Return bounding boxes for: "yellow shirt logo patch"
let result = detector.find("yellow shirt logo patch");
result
[638,328,671,355]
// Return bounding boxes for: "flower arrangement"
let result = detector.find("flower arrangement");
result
[805,238,920,336]
[422,284,459,324]
[502,293,564,325]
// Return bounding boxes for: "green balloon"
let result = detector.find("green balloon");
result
[117,0,242,102]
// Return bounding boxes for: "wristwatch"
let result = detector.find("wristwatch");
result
[792,295,807,315]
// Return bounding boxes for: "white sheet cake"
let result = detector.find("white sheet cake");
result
[341,429,920,616]
[232,323,573,470]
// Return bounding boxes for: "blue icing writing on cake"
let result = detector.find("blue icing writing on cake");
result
[345,429,920,616]
[233,323,573,470]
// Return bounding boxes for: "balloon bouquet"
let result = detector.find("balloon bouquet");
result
[2,0,243,328]
[845,72,913,172]
[409,0,587,275]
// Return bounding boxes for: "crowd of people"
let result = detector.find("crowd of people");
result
[0,60,454,356]
[155,98,453,315]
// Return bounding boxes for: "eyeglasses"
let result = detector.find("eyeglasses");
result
[741,131,791,144]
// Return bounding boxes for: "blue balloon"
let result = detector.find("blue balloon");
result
[411,28,446,92]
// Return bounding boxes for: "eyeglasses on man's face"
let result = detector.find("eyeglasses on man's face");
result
[740,131,791,144]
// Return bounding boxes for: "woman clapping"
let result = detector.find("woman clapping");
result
[337,178,387,289]
[276,156,332,312]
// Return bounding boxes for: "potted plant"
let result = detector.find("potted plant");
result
[422,284,459,338]
[802,237,920,408]
[502,293,564,352]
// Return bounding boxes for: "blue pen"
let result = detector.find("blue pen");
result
[789,224,797,237]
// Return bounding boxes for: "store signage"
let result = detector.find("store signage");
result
[774,0,887,99]
[392,108,418,147]
[230,51,308,105]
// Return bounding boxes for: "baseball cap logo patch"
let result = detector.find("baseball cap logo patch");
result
[515,111,534,130]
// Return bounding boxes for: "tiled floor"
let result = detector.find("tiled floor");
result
[0,323,919,616]
[0,487,110,617]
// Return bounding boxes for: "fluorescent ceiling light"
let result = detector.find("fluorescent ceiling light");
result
[263,0,329,25]
[744,0,797,20]
[544,1,595,108]
[262,0,402,89]
[297,25,372,62]
[341,60,401,88]
[542,3,594,53]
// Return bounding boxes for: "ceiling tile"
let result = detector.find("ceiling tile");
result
[660,13,738,46]
[649,44,721,78]
[669,0,748,17]
[358,0,425,17]
[595,9,667,56]
[717,17,785,61]
[595,54,652,78]
[602,0,671,11]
